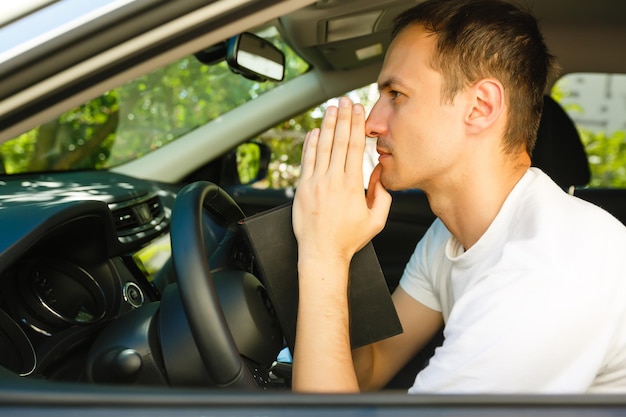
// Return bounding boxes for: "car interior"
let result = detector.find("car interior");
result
[0,0,626,414]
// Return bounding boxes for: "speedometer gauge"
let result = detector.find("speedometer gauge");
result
[19,259,106,328]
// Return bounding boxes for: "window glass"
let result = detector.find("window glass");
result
[552,73,626,188]
[251,83,380,190]
[0,27,309,175]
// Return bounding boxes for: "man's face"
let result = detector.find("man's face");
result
[366,25,468,192]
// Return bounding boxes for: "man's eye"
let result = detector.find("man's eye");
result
[390,90,402,100]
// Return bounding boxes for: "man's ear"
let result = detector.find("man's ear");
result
[465,78,504,134]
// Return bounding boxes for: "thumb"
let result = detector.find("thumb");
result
[366,164,392,230]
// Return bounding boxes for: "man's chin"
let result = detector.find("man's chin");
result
[379,172,396,191]
[369,164,402,191]
[380,172,413,192]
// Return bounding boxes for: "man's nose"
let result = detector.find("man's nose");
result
[365,102,384,138]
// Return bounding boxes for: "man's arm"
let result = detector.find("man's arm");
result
[292,266,444,392]
[354,287,444,391]
[291,97,391,392]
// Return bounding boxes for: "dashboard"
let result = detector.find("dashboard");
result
[0,171,175,381]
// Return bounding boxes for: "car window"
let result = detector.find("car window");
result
[249,83,380,190]
[0,26,309,175]
[552,73,626,188]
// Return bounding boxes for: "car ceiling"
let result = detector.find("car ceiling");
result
[281,0,626,77]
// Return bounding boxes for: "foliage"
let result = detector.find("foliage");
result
[552,77,626,189]
[253,83,379,189]
[254,107,321,189]
[0,29,308,175]
[0,91,120,173]
[236,143,262,184]
[580,129,626,187]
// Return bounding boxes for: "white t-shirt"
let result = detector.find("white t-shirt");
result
[400,168,626,393]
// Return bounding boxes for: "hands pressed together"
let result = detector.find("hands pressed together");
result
[291,97,392,392]
[292,97,392,264]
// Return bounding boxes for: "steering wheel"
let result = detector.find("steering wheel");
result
[169,181,257,389]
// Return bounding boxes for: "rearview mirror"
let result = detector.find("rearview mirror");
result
[226,33,285,82]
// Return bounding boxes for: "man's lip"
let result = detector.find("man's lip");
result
[377,148,391,156]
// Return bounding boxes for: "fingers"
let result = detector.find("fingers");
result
[302,97,365,179]
[327,98,355,173]
[314,105,338,174]
[366,164,392,230]
[295,102,388,260]
[344,103,366,175]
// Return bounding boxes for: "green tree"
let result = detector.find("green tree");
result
[252,83,379,189]
[0,29,308,175]
[552,76,626,188]
[580,129,626,187]
[254,106,322,188]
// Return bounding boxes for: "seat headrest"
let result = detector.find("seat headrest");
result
[532,95,590,188]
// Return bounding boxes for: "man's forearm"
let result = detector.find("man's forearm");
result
[292,256,359,392]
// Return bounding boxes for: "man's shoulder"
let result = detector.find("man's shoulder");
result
[522,168,626,234]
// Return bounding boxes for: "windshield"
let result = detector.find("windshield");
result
[0,27,308,175]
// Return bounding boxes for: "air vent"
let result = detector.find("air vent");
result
[115,206,139,231]
[110,195,167,242]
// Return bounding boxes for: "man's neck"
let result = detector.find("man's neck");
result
[427,152,530,251]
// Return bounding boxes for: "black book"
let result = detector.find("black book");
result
[239,203,403,352]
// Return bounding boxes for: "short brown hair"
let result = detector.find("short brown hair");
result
[393,0,558,154]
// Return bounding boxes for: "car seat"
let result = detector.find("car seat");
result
[531,95,591,189]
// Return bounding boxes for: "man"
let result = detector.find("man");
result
[291,0,626,393]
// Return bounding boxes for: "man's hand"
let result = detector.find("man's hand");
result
[292,97,392,263]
